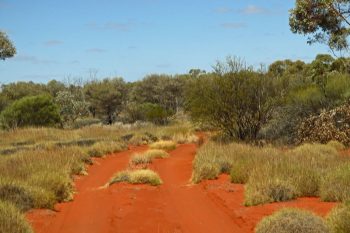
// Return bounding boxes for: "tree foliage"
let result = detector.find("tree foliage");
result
[55,91,89,126]
[186,58,280,141]
[0,31,16,60]
[84,78,126,124]
[290,0,350,52]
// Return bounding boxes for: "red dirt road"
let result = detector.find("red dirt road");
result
[27,143,337,233]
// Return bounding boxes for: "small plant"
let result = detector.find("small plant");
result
[0,200,33,233]
[149,140,177,151]
[327,203,350,233]
[110,169,162,186]
[255,208,330,233]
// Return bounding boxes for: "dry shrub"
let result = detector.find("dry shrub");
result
[255,208,330,233]
[297,102,350,146]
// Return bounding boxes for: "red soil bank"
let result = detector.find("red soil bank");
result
[27,143,337,233]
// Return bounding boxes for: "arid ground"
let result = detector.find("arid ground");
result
[27,141,336,233]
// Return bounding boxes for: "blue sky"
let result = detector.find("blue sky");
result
[0,0,330,83]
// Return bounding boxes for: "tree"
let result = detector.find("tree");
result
[186,69,280,141]
[290,0,350,52]
[0,95,61,129]
[55,91,89,126]
[84,78,126,124]
[0,31,16,60]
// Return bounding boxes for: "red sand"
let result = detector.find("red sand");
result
[27,143,337,233]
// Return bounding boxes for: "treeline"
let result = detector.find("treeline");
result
[1,54,349,144]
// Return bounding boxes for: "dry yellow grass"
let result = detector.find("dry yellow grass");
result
[109,169,162,186]
[149,141,177,150]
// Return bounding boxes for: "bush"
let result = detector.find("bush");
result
[0,200,33,233]
[149,140,177,151]
[110,169,162,186]
[255,208,330,233]
[327,203,350,233]
[0,95,61,129]
[320,164,350,202]
[296,102,350,146]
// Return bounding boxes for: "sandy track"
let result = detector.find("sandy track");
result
[27,143,336,233]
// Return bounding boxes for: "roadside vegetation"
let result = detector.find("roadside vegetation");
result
[1,1,350,231]
[192,142,350,206]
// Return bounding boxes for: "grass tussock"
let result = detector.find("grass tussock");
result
[0,200,33,233]
[320,163,350,202]
[85,141,127,157]
[255,208,330,233]
[327,140,346,150]
[130,149,169,166]
[130,153,152,165]
[150,141,177,151]
[109,169,162,186]
[326,203,350,233]
[192,142,350,206]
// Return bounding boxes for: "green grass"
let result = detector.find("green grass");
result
[255,208,330,233]
[109,169,162,186]
[130,149,169,166]
[192,142,350,206]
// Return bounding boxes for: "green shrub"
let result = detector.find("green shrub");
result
[0,200,33,233]
[327,203,350,233]
[0,95,61,129]
[110,169,162,186]
[320,163,350,202]
[255,208,330,233]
